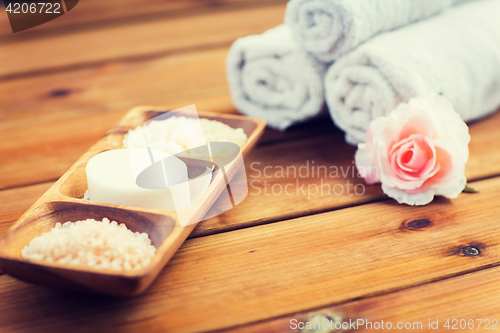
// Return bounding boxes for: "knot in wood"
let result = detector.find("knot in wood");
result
[403,219,433,231]
[462,246,480,256]
[49,89,71,97]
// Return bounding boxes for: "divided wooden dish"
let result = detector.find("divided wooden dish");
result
[0,106,266,296]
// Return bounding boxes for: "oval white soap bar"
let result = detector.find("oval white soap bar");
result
[85,148,189,211]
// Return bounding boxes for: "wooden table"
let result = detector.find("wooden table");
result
[2,1,500,332]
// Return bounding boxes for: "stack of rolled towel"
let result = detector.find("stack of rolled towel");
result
[227,0,500,144]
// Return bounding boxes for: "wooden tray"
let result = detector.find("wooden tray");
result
[0,106,266,296]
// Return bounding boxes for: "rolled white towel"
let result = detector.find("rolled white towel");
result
[285,0,473,63]
[325,0,500,145]
[226,25,328,130]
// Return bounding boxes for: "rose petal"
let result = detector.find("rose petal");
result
[409,93,470,162]
[398,136,432,172]
[376,125,398,181]
[432,174,466,199]
[385,134,439,190]
[396,112,436,141]
[355,144,380,184]
[381,183,435,206]
[429,138,465,183]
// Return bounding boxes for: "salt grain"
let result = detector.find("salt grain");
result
[21,218,156,271]
[123,116,247,155]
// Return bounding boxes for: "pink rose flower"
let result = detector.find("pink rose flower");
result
[355,93,470,206]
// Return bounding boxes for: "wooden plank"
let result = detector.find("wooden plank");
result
[0,182,53,238]
[465,114,500,178]
[0,4,286,79]
[0,47,234,131]
[0,0,287,40]
[222,265,500,332]
[0,181,53,276]
[0,111,125,190]
[0,176,499,332]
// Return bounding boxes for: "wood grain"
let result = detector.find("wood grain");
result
[0,0,287,40]
[0,4,286,79]
[465,115,500,179]
[0,111,126,190]
[0,47,234,131]
[222,265,500,333]
[0,182,53,238]
[0,176,499,332]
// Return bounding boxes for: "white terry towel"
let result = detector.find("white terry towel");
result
[226,25,328,130]
[285,0,473,63]
[325,0,500,145]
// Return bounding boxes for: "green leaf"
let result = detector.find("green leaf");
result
[463,184,478,193]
